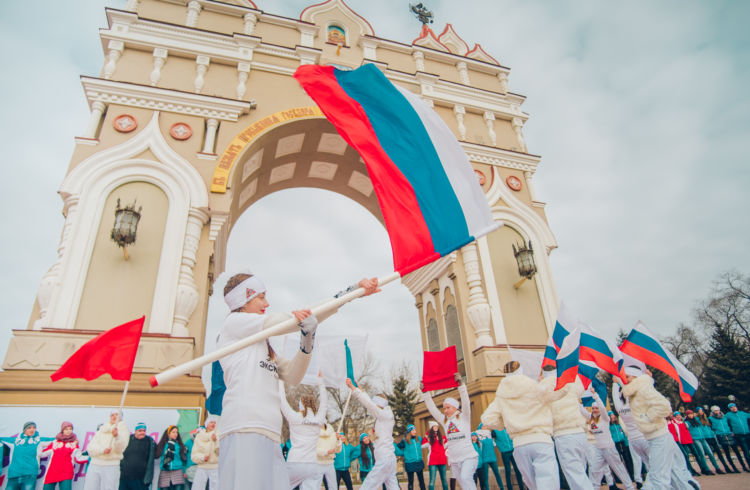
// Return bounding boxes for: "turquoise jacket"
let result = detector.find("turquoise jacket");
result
[353,444,374,472]
[396,436,424,464]
[493,429,513,453]
[472,441,483,466]
[685,419,704,440]
[709,415,731,435]
[7,434,44,479]
[700,423,716,439]
[479,436,497,463]
[159,440,187,471]
[334,443,356,471]
[726,411,750,435]
[609,424,628,444]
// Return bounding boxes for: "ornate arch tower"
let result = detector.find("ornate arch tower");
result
[1,0,559,422]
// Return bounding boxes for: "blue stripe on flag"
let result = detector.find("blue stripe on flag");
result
[334,65,470,255]
[552,321,568,350]
[627,330,672,364]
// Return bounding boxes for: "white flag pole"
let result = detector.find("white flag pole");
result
[150,272,400,388]
[118,381,130,414]
[337,391,353,434]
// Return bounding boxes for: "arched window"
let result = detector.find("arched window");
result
[426,318,440,351]
[445,305,464,362]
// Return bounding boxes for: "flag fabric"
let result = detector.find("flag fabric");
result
[508,347,544,380]
[578,361,608,403]
[422,346,459,392]
[294,63,500,275]
[50,316,144,382]
[205,360,226,416]
[281,333,367,388]
[345,339,357,388]
[555,324,581,390]
[579,323,626,382]
[542,302,577,368]
[620,321,699,402]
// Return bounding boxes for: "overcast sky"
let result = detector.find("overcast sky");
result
[1,1,748,388]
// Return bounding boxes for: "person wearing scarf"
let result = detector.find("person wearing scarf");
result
[42,422,87,489]
[7,422,50,490]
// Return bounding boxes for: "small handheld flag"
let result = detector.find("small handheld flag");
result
[542,302,576,368]
[51,316,144,382]
[422,346,459,392]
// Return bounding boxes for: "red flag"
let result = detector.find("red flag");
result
[51,316,145,382]
[422,346,459,392]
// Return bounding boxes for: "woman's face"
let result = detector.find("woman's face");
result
[443,404,457,418]
[206,421,216,431]
[63,426,73,436]
[168,427,179,440]
[24,426,36,437]
[109,413,118,424]
[410,428,417,437]
[687,413,695,419]
[243,293,269,314]
[362,436,370,445]
[471,435,478,443]
[592,406,600,417]
[430,425,438,433]
[609,414,616,423]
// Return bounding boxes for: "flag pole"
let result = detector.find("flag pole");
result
[118,381,130,415]
[150,272,401,388]
[336,391,353,434]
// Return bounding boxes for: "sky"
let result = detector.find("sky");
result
[1,1,748,387]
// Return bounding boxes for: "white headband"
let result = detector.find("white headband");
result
[224,276,266,311]
[625,366,643,377]
[506,366,524,377]
[373,396,388,408]
[542,369,556,378]
[444,397,460,409]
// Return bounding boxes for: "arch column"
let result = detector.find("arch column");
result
[461,242,493,347]
[172,207,209,336]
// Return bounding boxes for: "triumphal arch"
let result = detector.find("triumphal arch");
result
[1,0,559,424]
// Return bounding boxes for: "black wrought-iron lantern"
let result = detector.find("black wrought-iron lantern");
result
[512,240,537,289]
[111,198,142,259]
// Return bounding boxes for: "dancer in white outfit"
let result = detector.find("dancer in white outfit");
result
[481,361,565,490]
[584,425,615,488]
[346,378,399,489]
[216,273,379,490]
[423,374,478,490]
[539,366,590,490]
[581,389,634,489]
[191,417,220,490]
[281,375,329,489]
[612,382,648,486]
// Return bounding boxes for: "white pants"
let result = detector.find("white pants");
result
[287,462,323,489]
[629,438,649,483]
[589,446,632,489]
[84,464,120,490]
[360,453,399,490]
[643,434,693,490]
[554,433,590,490]
[193,467,219,490]
[585,444,612,487]
[449,456,478,490]
[218,432,289,490]
[301,464,336,490]
[513,442,560,490]
[668,438,699,490]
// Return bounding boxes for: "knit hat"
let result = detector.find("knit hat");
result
[728,403,737,409]
[673,411,681,417]
[607,411,615,416]
[428,421,438,429]
[360,433,369,442]
[135,422,147,431]
[624,365,643,377]
[444,397,460,409]
[406,424,415,433]
[711,405,720,412]
[23,421,36,431]
[685,409,694,415]
[471,432,477,438]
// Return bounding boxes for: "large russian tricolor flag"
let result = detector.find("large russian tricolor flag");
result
[294,63,500,275]
[579,323,626,382]
[542,302,576,368]
[620,321,699,402]
[555,323,580,390]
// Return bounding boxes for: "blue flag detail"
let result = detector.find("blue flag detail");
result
[345,339,357,387]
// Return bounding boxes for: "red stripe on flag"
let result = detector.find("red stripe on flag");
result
[620,340,692,401]
[556,365,578,390]
[294,65,435,275]
[51,316,145,382]
[579,346,626,381]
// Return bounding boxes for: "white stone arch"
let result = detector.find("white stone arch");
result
[44,112,209,335]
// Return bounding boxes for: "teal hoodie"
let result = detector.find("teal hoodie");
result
[609,424,628,444]
[472,440,483,466]
[353,444,375,472]
[396,436,424,464]
[8,433,44,479]
[159,440,187,472]
[479,435,497,463]
[334,443,355,471]
[493,429,513,453]
[726,410,750,435]
[709,414,731,435]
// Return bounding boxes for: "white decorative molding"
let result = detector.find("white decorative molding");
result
[125,0,139,12]
[81,77,254,122]
[186,0,202,28]
[173,207,209,336]
[524,171,537,201]
[243,12,258,35]
[462,142,541,174]
[150,47,168,86]
[498,71,509,94]
[103,40,124,80]
[360,37,378,61]
[297,24,317,48]
[512,117,527,153]
[475,234,507,344]
[194,55,210,93]
[83,101,106,139]
[461,242,493,347]
[53,113,209,334]
[296,46,321,66]
[236,62,250,99]
[208,212,230,280]
[203,118,219,153]
[412,50,425,72]
[453,105,466,140]
[456,61,470,85]
[483,111,496,146]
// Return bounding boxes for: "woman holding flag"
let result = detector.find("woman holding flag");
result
[422,374,478,490]
[345,378,399,490]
